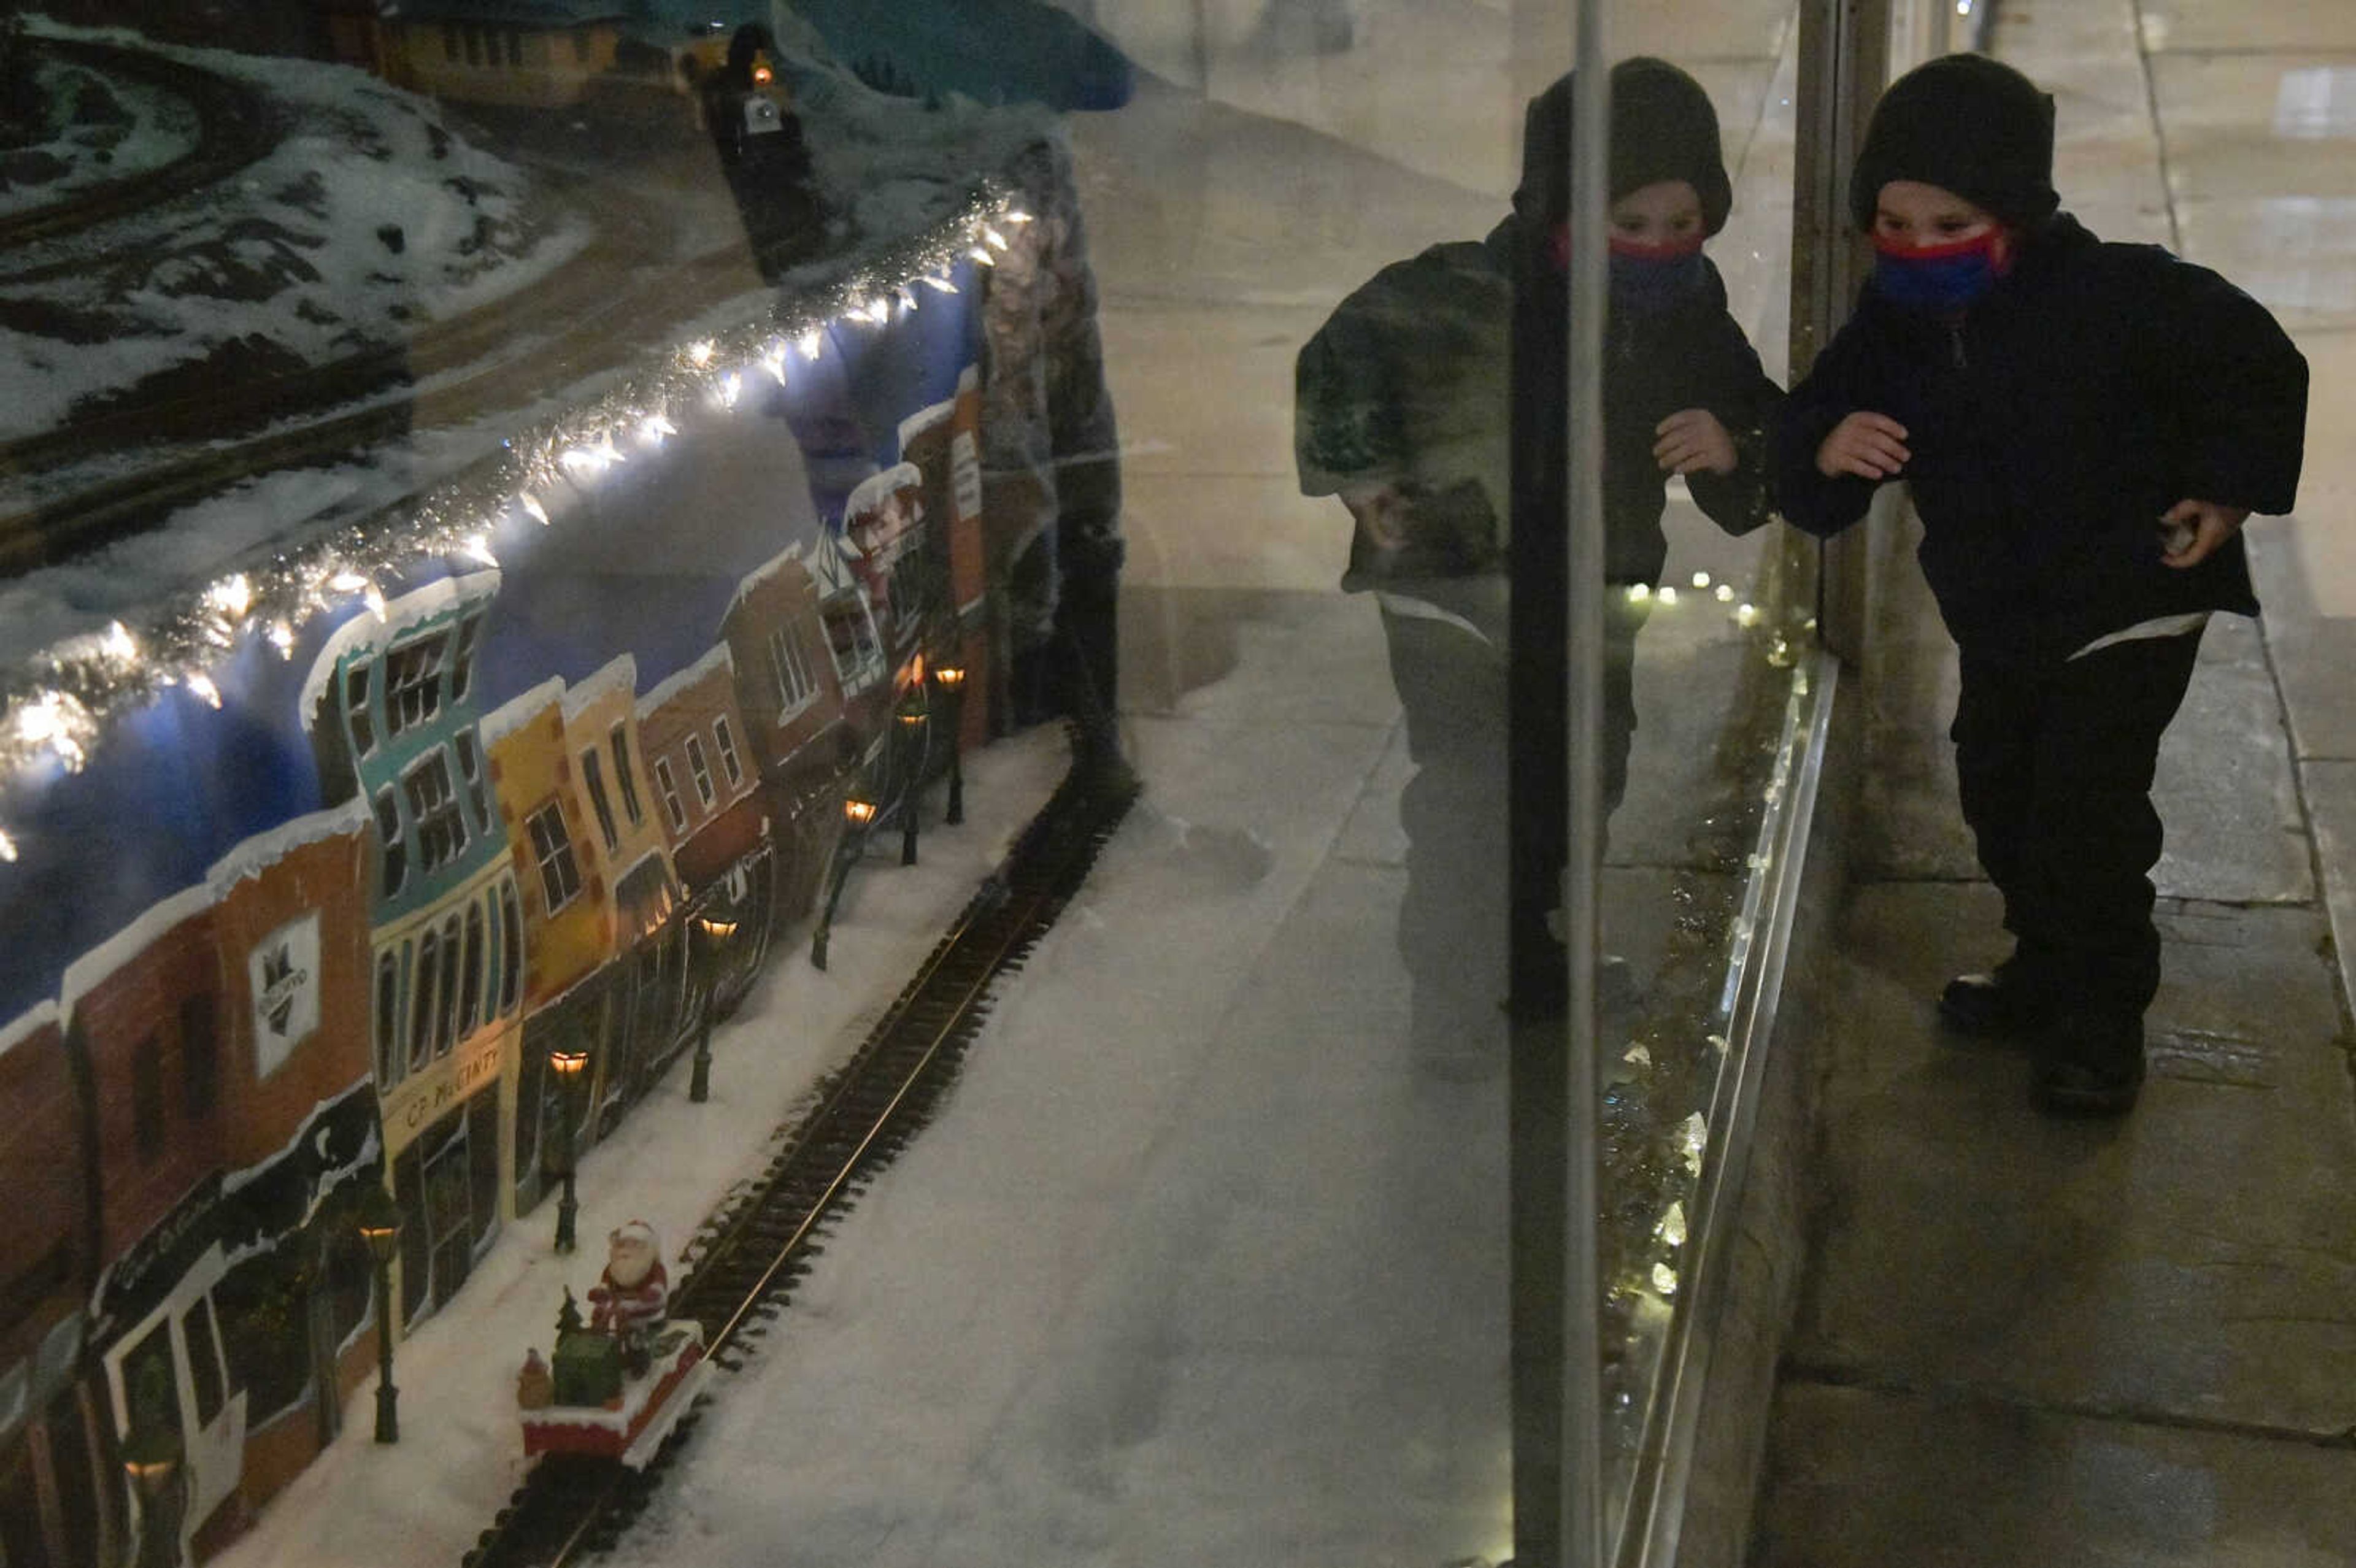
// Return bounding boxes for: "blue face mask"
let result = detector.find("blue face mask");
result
[1607,239,1707,314]
[1871,231,2011,312]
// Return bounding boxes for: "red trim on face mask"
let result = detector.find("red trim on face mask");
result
[1547,223,1706,271]
[1607,233,1706,259]
[1872,228,2013,271]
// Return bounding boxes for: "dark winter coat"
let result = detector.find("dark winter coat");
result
[1295,218,1780,593]
[1773,213,2308,663]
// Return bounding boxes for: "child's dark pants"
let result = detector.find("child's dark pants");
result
[1950,630,2204,1050]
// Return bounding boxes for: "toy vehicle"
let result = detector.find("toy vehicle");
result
[519,1316,712,1469]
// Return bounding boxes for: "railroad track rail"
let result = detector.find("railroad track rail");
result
[0,37,275,252]
[461,753,1141,1568]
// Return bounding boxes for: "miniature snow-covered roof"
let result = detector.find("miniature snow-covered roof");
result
[298,570,501,734]
[843,464,923,526]
[480,676,567,749]
[896,396,957,457]
[638,644,735,720]
[58,880,217,1026]
[206,799,372,891]
[561,654,639,724]
[726,542,813,623]
[0,1001,61,1064]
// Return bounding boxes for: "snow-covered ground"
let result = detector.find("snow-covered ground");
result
[207,725,1076,1568]
[1,20,593,440]
[0,47,198,214]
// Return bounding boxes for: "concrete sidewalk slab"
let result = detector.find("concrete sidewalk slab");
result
[1754,1382,2356,1568]
[1791,882,2356,1438]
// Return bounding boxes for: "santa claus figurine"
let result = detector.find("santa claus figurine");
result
[588,1219,669,1374]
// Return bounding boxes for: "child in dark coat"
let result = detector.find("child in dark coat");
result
[1773,54,2308,1113]
[1295,58,1780,1070]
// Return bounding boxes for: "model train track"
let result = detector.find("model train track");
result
[460,753,1141,1568]
[0,37,275,252]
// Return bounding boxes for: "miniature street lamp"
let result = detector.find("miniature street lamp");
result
[687,909,733,1104]
[896,694,928,866]
[814,795,877,972]
[933,663,967,824]
[122,1393,185,1568]
[546,1041,591,1253]
[355,1183,404,1444]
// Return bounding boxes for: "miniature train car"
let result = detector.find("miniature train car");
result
[518,1319,712,1469]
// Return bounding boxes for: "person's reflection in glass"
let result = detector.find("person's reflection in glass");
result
[1294,58,1780,1077]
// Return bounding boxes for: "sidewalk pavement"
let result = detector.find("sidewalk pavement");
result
[1750,4,2356,1562]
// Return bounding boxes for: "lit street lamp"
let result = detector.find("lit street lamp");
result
[122,1385,185,1568]
[546,1040,591,1253]
[933,663,967,824]
[812,794,878,971]
[896,693,928,866]
[355,1183,404,1444]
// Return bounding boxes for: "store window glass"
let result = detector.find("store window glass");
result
[0,4,1838,1567]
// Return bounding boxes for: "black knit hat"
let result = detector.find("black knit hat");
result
[1516,58,1733,236]
[1849,53,2059,231]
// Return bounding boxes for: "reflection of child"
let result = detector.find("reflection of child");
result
[1295,58,1780,1070]
[1773,55,2308,1115]
[588,1220,670,1369]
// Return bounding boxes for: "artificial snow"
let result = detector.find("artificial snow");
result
[204,724,1071,1568]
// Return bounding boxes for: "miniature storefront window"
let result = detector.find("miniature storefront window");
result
[653,757,688,833]
[376,951,401,1083]
[384,631,450,739]
[499,880,525,1015]
[822,601,885,695]
[410,931,437,1073]
[526,803,582,913]
[180,992,218,1120]
[685,736,717,809]
[374,786,407,897]
[455,730,491,834]
[713,717,744,786]
[345,664,375,758]
[582,748,622,852]
[461,902,486,1037]
[183,1298,225,1426]
[451,613,483,704]
[405,750,469,874]
[609,726,644,825]
[768,626,817,719]
[437,911,463,1056]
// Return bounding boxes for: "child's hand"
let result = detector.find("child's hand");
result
[1655,409,1738,477]
[1815,412,1910,480]
[2158,499,2250,569]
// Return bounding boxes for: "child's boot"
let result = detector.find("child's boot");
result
[2035,1011,2145,1116]
[1937,953,2058,1039]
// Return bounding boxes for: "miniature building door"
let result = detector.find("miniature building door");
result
[104,1246,246,1561]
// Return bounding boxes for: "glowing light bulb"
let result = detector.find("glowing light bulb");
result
[1714,583,1734,602]
[1652,1262,1679,1296]
[969,246,995,266]
[520,493,550,526]
[982,226,1008,250]
[363,585,388,617]
[922,275,958,294]
[0,827,15,862]
[1690,570,1711,590]
[185,672,223,709]
[1625,583,1652,604]
[690,340,715,367]
[267,621,295,656]
[1657,1202,1687,1246]
[1657,585,1680,605]
[102,622,137,662]
[799,329,823,359]
[1734,602,1760,627]
[208,575,253,620]
[464,534,499,567]
[329,570,370,593]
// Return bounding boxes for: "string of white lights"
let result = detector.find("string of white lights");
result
[0,189,1036,849]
